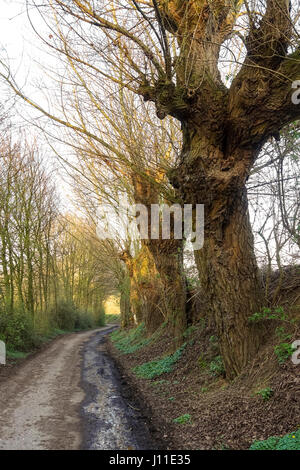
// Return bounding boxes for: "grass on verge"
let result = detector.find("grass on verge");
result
[105,314,121,324]
[110,322,165,355]
[250,428,300,450]
[132,343,186,379]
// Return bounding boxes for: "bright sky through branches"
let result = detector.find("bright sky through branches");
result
[0,1,75,209]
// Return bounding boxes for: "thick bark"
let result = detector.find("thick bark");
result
[134,244,165,332]
[170,129,263,378]
[147,238,186,341]
[193,188,262,379]
[119,275,134,329]
[120,294,131,328]
[120,247,164,332]
[132,173,187,338]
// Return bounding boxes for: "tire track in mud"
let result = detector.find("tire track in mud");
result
[0,326,155,450]
[81,327,155,450]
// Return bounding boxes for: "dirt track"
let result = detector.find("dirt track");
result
[0,327,154,450]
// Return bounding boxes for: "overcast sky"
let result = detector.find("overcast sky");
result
[0,0,75,210]
[0,1,29,64]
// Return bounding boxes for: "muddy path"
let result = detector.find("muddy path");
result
[0,327,155,450]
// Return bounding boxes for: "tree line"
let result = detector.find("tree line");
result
[0,135,119,350]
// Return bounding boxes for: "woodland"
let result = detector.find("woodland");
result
[0,0,299,450]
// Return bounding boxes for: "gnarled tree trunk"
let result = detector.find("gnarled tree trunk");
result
[118,264,135,328]
[120,247,165,332]
[194,187,262,379]
[132,172,187,338]
[147,237,186,342]
[170,131,264,378]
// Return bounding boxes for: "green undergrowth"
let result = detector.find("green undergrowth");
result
[6,350,29,360]
[133,342,187,379]
[209,355,225,377]
[105,313,121,324]
[274,342,296,364]
[255,387,273,401]
[0,300,101,354]
[250,429,300,450]
[173,414,192,425]
[110,323,149,354]
[5,327,82,362]
[248,306,298,365]
[1,301,110,364]
[4,329,68,362]
[110,322,165,354]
